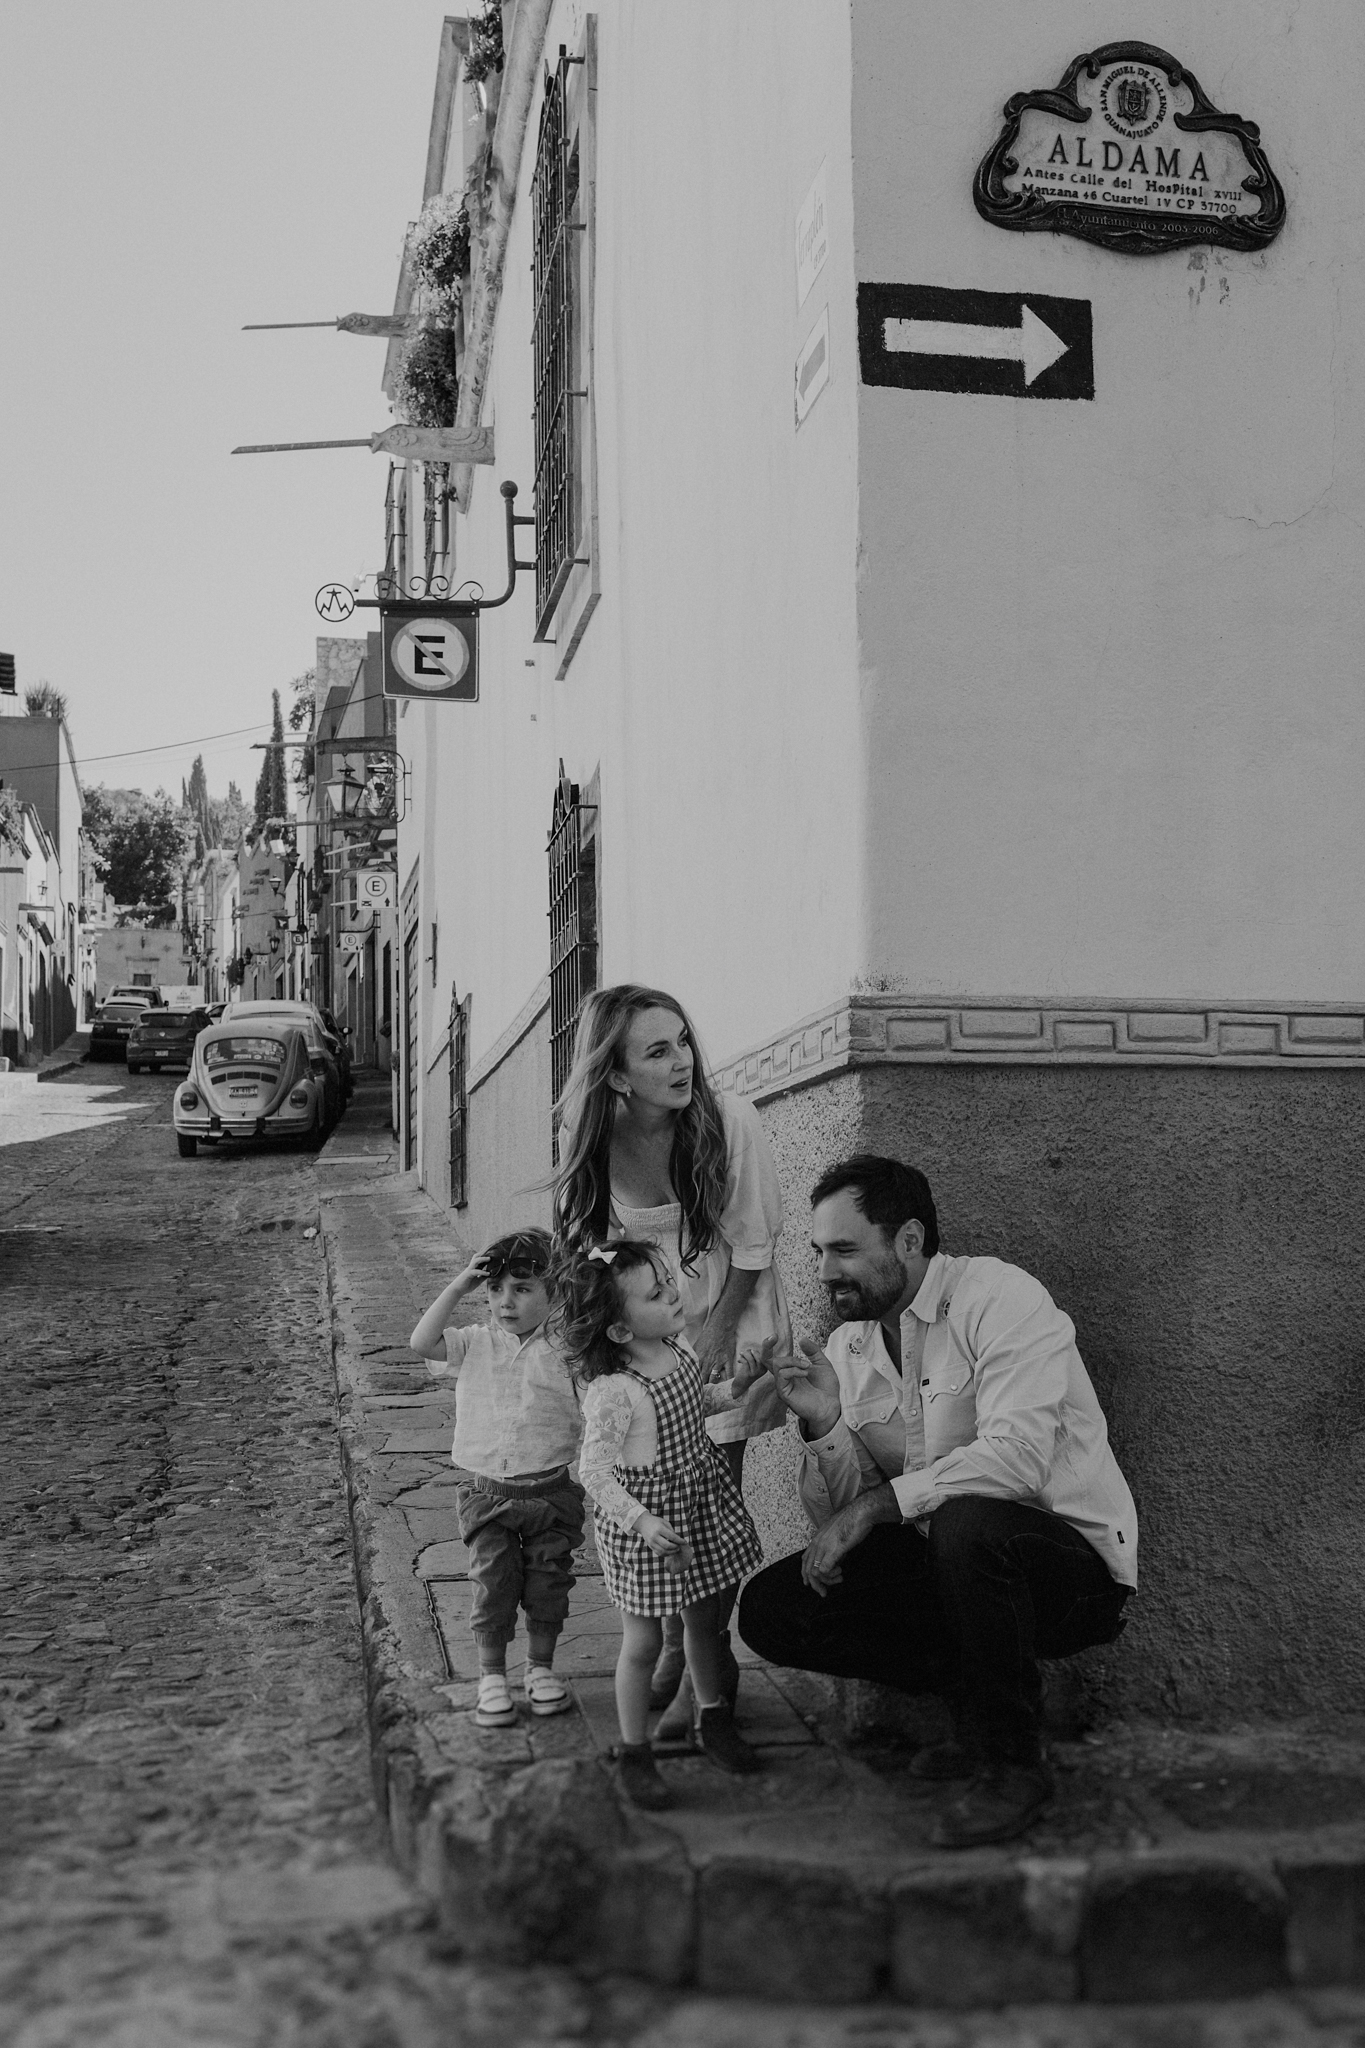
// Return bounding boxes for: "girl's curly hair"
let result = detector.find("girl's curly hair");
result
[548,1239,668,1386]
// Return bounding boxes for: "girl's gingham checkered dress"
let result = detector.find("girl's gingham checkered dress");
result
[595,1342,762,1616]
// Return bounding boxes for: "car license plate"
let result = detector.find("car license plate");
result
[229,1084,255,1097]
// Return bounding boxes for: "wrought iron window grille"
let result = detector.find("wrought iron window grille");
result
[448,985,471,1208]
[547,761,598,1156]
[531,49,589,640]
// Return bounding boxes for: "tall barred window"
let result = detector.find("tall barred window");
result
[529,28,600,663]
[547,765,598,1143]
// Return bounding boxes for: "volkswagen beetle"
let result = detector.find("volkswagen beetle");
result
[173,1023,331,1158]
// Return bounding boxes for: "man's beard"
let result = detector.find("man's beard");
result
[827,1250,910,1321]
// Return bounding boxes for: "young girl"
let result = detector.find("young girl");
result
[554,1239,766,1811]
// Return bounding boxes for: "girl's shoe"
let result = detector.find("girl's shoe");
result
[697,1701,762,1775]
[524,1664,572,1717]
[616,1742,674,1810]
[475,1673,517,1728]
[652,1670,696,1747]
[648,1622,687,1710]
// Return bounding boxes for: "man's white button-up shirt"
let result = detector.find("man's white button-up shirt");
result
[797,1252,1137,1588]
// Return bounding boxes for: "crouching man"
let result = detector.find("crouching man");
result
[738,1155,1136,1848]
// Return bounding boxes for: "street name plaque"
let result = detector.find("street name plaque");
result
[974,41,1285,257]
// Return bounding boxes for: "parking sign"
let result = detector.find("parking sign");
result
[381,603,479,702]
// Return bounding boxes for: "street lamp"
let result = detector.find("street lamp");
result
[326,776,366,818]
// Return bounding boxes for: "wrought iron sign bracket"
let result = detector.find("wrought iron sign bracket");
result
[345,480,533,616]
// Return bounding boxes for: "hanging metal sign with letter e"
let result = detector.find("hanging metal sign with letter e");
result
[380,603,479,703]
[858,284,1093,401]
[974,41,1285,257]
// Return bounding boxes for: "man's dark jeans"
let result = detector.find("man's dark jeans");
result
[738,1495,1131,1764]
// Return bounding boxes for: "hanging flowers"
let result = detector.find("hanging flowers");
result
[392,327,461,430]
[407,190,471,309]
[463,1,504,86]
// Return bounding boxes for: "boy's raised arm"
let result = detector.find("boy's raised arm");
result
[409,1254,490,1360]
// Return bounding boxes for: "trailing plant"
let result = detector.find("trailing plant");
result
[0,783,24,852]
[392,327,461,429]
[464,1,504,86]
[407,190,471,306]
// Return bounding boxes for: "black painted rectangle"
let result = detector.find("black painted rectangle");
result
[858,282,1094,401]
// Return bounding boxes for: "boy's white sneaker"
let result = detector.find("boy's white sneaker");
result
[524,1664,572,1717]
[476,1673,517,1727]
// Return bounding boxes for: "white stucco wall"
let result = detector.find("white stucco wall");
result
[852,0,1364,1003]
[414,0,864,1087]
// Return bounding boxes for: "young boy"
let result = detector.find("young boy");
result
[409,1228,584,1728]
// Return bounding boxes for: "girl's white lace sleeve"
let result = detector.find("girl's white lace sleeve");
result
[580,1377,647,1531]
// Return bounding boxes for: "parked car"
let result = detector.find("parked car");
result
[106,985,163,1006]
[223,1000,350,1110]
[90,999,158,1062]
[126,1006,214,1074]
[173,1022,332,1157]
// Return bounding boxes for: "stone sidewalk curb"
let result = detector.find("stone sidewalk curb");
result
[36,1030,90,1082]
[319,1087,1365,2008]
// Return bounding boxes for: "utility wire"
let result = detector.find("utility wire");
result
[0,722,272,773]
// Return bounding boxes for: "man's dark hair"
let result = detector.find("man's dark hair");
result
[810,1154,940,1257]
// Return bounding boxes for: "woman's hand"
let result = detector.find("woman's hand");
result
[695,1321,739,1385]
[637,1514,693,1575]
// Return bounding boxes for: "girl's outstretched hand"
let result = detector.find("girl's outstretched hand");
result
[732,1337,778,1397]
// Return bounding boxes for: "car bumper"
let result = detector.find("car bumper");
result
[175,1109,316,1142]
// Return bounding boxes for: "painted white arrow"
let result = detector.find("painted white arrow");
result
[884,304,1069,387]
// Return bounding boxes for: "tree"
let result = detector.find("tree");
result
[209,780,250,849]
[184,754,213,860]
[0,783,24,852]
[254,690,288,827]
[287,666,316,735]
[84,785,191,916]
[24,680,68,723]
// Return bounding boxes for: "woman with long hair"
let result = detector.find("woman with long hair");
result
[553,984,791,1734]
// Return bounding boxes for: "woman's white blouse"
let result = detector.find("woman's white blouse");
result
[580,1361,742,1532]
[611,1094,792,1443]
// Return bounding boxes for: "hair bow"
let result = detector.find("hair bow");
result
[587,1246,618,1265]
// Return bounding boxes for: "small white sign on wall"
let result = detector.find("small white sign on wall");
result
[795,307,830,427]
[795,160,829,305]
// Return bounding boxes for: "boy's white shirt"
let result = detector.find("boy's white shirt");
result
[439,1319,583,1480]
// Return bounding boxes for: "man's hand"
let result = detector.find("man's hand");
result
[768,1338,843,1438]
[800,1483,901,1596]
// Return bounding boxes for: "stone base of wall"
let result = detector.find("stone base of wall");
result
[751,1062,1365,1724]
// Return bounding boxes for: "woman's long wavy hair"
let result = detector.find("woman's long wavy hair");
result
[552,985,728,1271]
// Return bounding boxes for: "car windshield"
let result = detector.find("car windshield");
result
[231,1009,323,1046]
[101,1005,146,1020]
[203,1036,288,1066]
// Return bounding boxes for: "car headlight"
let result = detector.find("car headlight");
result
[178,1089,199,1110]
[288,1087,311,1107]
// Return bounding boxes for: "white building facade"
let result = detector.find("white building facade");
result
[381,3,1364,1721]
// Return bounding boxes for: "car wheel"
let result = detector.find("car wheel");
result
[127,1062,140,1075]
[176,1134,197,1158]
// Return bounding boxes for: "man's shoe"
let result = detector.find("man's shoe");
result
[696,1701,763,1775]
[908,1740,977,1782]
[616,1742,674,1810]
[648,1626,687,1710]
[930,1763,1055,1848]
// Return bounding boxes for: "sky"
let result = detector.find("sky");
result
[0,2,450,808]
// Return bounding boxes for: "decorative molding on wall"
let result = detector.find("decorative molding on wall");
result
[717,995,1365,1102]
[468,976,550,1096]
